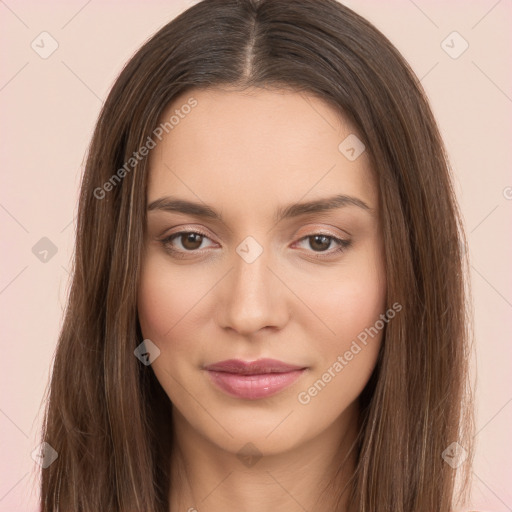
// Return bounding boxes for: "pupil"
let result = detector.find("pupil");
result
[310,235,330,251]
[183,233,202,250]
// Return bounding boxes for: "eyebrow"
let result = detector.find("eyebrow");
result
[147,194,373,223]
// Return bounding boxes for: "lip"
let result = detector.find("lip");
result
[204,358,305,374]
[203,358,307,400]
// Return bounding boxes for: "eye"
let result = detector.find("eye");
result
[293,234,351,258]
[160,230,217,255]
[159,230,351,260]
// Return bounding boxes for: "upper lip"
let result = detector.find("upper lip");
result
[204,358,306,375]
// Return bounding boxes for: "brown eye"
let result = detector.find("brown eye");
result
[179,232,204,250]
[159,230,217,257]
[308,235,332,252]
[293,233,352,259]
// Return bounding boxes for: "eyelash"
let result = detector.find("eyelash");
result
[159,230,352,260]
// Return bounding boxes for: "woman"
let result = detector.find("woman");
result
[39,0,475,510]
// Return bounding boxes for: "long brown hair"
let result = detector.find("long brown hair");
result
[39,0,474,510]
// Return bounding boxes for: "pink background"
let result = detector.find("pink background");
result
[1,1,511,510]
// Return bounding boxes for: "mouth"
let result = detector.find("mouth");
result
[203,358,308,400]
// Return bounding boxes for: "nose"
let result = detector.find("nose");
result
[216,245,289,336]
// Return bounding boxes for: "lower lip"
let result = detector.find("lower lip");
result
[206,369,306,400]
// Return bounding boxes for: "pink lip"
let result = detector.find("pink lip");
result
[203,359,307,400]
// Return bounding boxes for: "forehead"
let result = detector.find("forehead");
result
[147,87,377,214]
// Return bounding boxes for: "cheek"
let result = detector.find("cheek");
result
[137,257,212,405]
[137,256,205,351]
[295,242,386,399]
[299,245,386,348]
[331,270,386,345]
[137,261,173,341]
[295,281,386,415]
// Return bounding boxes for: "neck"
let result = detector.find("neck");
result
[168,401,360,512]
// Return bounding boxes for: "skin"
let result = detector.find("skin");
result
[137,86,387,511]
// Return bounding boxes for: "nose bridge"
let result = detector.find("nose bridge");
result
[219,236,287,335]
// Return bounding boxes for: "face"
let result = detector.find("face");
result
[137,87,387,457]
